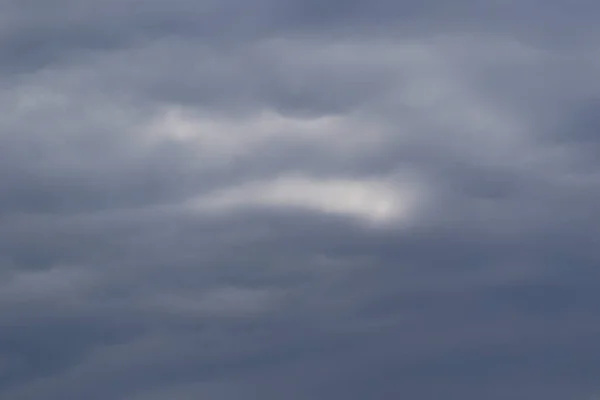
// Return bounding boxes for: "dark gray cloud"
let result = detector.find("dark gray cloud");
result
[2,1,600,399]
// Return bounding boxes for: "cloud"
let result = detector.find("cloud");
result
[186,174,420,226]
[1,1,600,399]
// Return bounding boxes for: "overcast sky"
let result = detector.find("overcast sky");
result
[2,1,600,399]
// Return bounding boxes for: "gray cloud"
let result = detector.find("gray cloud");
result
[2,1,600,399]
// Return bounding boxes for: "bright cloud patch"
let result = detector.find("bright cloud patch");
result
[187,175,419,224]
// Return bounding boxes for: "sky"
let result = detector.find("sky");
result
[1,1,600,399]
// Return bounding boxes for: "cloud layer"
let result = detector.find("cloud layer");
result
[2,1,600,399]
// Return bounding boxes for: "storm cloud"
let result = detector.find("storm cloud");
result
[2,1,600,399]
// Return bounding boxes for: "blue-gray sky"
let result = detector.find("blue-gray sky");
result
[2,1,600,399]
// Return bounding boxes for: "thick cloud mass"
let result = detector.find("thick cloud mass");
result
[2,1,600,399]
